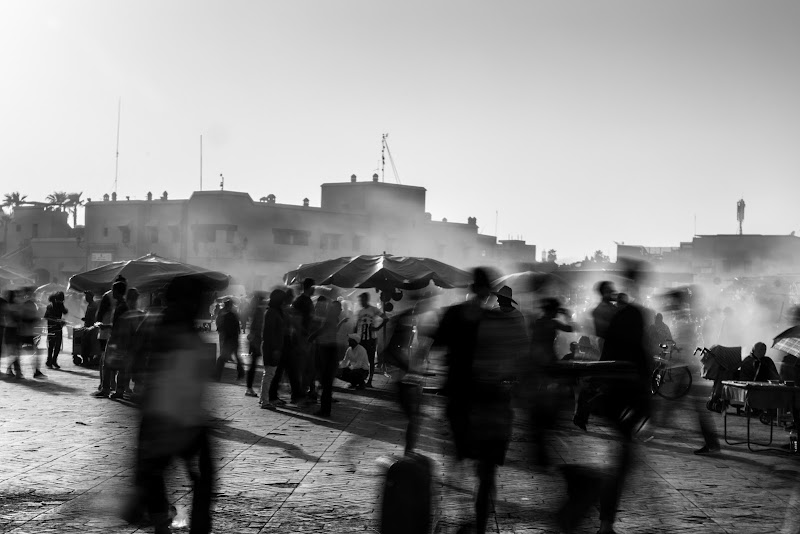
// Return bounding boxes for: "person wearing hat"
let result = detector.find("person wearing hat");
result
[337,334,370,389]
[214,298,244,382]
[491,285,524,319]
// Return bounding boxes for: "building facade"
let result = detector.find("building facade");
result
[83,175,536,289]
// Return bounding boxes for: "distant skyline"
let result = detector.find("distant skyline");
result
[1,1,798,263]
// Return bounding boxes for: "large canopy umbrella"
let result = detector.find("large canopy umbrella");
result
[284,254,472,292]
[68,253,230,294]
[773,326,800,357]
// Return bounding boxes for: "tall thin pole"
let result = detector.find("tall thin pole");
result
[200,135,203,190]
[114,98,121,194]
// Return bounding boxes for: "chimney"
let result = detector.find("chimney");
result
[126,196,130,201]
[372,173,379,182]
[103,193,110,202]
[350,174,357,183]
[161,191,168,200]
[267,194,276,204]
[303,198,309,207]
[146,191,153,201]
[111,192,117,202]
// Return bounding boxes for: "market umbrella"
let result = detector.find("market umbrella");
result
[285,254,472,291]
[68,253,230,294]
[773,326,800,357]
[35,282,67,297]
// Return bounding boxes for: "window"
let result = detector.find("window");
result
[273,229,310,246]
[321,233,341,251]
[147,226,158,244]
[103,227,109,237]
[169,225,180,243]
[226,229,235,244]
[120,225,131,245]
[32,224,38,238]
[194,225,216,243]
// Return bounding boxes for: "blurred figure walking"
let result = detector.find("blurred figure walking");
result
[260,289,287,409]
[214,299,243,381]
[131,275,215,534]
[245,292,267,397]
[435,268,526,534]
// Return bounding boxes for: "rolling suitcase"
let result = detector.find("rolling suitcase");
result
[380,452,432,534]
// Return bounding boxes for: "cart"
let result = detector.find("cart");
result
[698,345,742,412]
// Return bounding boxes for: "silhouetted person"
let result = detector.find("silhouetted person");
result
[560,269,652,534]
[245,292,267,397]
[81,291,99,365]
[293,278,316,398]
[3,290,22,378]
[592,281,617,344]
[44,291,68,369]
[214,299,243,381]
[739,342,780,382]
[260,289,286,409]
[97,279,127,391]
[435,268,526,534]
[310,300,344,417]
[18,290,44,378]
[267,289,304,404]
[131,275,214,534]
[647,313,673,356]
[355,292,384,387]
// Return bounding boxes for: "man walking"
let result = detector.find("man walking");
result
[215,299,243,381]
[355,292,384,387]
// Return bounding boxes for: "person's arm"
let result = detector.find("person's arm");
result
[96,294,110,325]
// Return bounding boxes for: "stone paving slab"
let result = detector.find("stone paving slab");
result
[2,343,800,533]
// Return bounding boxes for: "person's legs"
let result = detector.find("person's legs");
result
[46,335,55,366]
[362,339,376,386]
[214,345,231,381]
[246,342,260,390]
[185,427,213,534]
[475,455,497,534]
[318,344,337,415]
[260,364,277,404]
[287,352,304,402]
[268,361,285,401]
[51,332,63,368]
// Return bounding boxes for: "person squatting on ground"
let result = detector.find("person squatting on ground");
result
[214,298,243,381]
[44,291,68,369]
[337,334,370,389]
[126,275,215,534]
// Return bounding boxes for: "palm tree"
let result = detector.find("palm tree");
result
[0,210,12,255]
[46,191,68,210]
[66,191,84,227]
[2,192,28,213]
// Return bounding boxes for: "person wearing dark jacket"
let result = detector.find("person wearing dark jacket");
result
[81,291,99,365]
[214,299,243,381]
[559,274,652,534]
[260,289,286,409]
[44,292,68,369]
[245,292,267,397]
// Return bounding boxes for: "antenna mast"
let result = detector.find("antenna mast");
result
[114,98,121,194]
[200,135,203,190]
[381,134,402,184]
[381,133,387,182]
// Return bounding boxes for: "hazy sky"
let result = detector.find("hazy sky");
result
[2,1,798,262]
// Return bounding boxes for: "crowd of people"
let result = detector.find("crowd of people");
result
[1,267,799,534]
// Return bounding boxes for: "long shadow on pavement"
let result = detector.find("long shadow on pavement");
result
[0,374,83,395]
[210,419,321,463]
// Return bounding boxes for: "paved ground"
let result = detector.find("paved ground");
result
[1,336,800,534]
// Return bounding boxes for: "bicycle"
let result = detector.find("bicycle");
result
[651,341,693,400]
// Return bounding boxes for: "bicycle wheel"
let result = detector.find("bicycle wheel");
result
[655,366,692,400]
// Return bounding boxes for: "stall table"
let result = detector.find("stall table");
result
[721,380,800,452]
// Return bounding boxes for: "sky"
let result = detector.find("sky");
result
[1,0,798,263]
